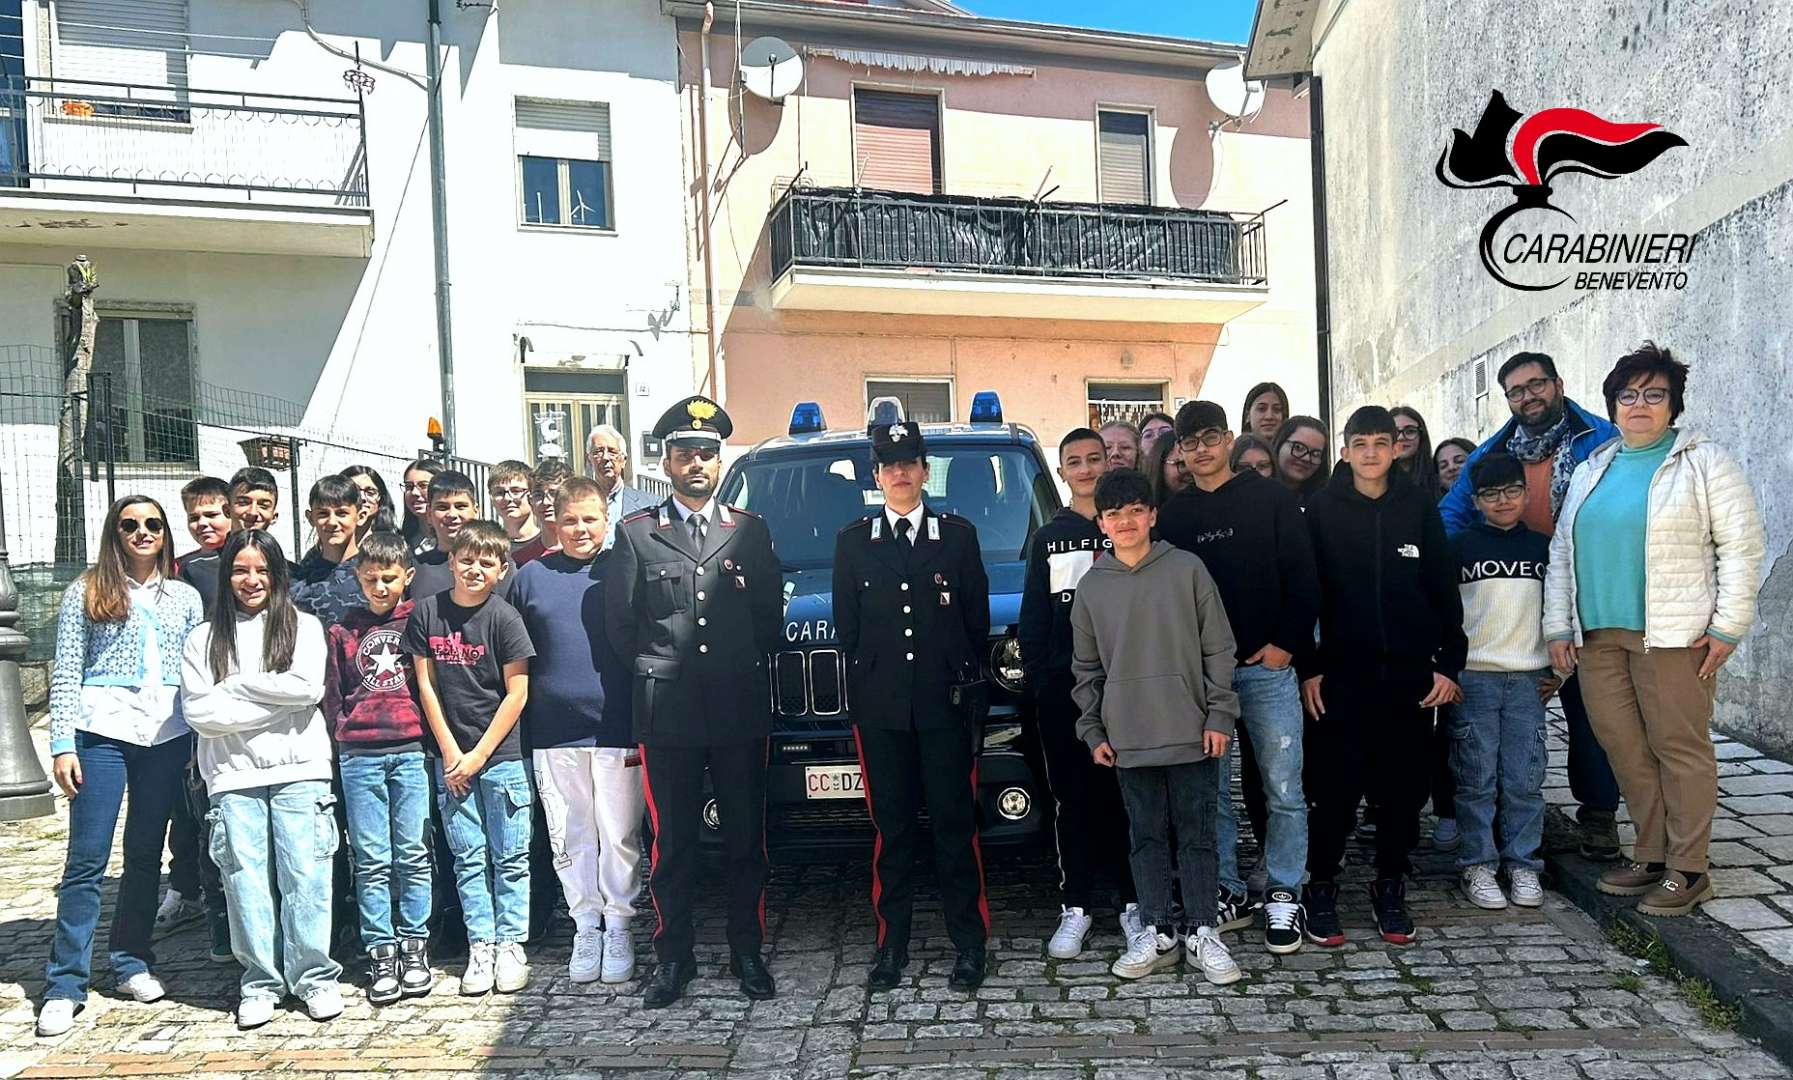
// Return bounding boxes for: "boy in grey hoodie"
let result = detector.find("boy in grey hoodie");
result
[1071,470,1242,985]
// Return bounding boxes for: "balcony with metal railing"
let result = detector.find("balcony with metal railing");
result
[766,185,1272,323]
[0,76,373,257]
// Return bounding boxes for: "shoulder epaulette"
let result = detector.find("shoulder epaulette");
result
[937,512,973,529]
[837,515,875,537]
[726,504,760,519]
[619,508,656,525]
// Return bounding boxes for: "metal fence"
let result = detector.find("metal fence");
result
[769,185,1270,287]
[0,345,481,660]
[0,75,369,207]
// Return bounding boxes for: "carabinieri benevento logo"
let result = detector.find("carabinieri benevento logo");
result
[1436,91,1691,292]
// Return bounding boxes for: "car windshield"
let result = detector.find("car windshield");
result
[721,443,1058,571]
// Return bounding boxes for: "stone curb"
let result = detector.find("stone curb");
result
[1544,833,1793,1069]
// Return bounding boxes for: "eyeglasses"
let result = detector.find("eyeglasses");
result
[1283,442,1324,462]
[1616,387,1670,406]
[402,481,431,493]
[1503,376,1556,403]
[1474,484,1527,502]
[588,447,625,460]
[493,486,531,501]
[1178,430,1227,451]
[117,517,165,535]
[1394,427,1422,443]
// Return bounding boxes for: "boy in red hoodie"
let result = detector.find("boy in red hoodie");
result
[324,531,435,1006]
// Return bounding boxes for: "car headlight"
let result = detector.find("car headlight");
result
[988,635,1025,693]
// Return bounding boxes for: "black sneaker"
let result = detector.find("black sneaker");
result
[1302,882,1345,947]
[1262,888,1305,955]
[1370,878,1416,944]
[1215,887,1254,933]
[367,943,402,1006]
[399,937,435,997]
[207,909,234,964]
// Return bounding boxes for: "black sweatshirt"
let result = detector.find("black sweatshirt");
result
[1155,469,1321,665]
[1018,507,1111,694]
[1301,463,1467,681]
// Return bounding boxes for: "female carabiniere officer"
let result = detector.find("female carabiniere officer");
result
[833,420,993,993]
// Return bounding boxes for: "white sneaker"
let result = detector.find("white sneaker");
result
[601,922,636,984]
[118,972,166,1003]
[1461,864,1509,910]
[494,942,529,993]
[1187,926,1243,985]
[1047,906,1093,959]
[154,889,204,933]
[1118,902,1144,943]
[569,929,604,984]
[1508,867,1545,908]
[303,984,344,1021]
[1111,926,1180,979]
[236,996,277,1029]
[461,942,496,996]
[36,999,76,1037]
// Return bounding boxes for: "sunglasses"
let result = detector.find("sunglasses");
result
[117,517,165,535]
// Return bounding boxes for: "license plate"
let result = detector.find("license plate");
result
[803,764,864,800]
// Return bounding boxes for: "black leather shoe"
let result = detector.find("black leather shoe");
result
[866,945,908,991]
[730,951,776,1000]
[642,958,696,1009]
[948,946,986,991]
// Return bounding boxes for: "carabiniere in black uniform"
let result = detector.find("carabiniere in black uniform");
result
[832,420,992,992]
[605,395,784,1008]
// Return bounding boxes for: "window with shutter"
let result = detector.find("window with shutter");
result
[853,89,940,194]
[514,98,613,229]
[56,0,189,95]
[1098,110,1152,205]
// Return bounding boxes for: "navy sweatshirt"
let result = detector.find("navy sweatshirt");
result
[508,550,632,749]
[1018,508,1111,696]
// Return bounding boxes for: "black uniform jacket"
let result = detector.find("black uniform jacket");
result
[832,507,991,732]
[606,499,784,747]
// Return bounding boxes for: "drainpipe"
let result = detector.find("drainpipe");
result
[696,2,721,401]
[1307,73,1333,433]
[426,0,458,452]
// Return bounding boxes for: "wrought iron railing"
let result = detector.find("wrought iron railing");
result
[769,185,1269,287]
[0,75,368,206]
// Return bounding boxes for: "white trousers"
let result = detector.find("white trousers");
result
[531,746,646,932]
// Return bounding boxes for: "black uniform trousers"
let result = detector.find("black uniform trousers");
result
[1036,679,1136,911]
[639,738,768,963]
[854,724,989,953]
[1305,664,1435,882]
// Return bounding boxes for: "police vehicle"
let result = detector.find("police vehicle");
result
[711,391,1058,851]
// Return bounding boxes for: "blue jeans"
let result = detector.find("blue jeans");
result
[340,751,433,947]
[1217,664,1308,894]
[44,732,186,1003]
[434,757,532,945]
[1451,669,1550,871]
[210,780,344,1003]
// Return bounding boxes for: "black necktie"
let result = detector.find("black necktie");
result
[689,512,707,548]
[894,516,913,549]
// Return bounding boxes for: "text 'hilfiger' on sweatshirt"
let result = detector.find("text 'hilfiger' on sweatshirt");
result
[1452,521,1551,673]
[1302,464,1467,680]
[1070,541,1240,767]
[324,599,426,753]
[1155,469,1321,665]
[1018,508,1111,692]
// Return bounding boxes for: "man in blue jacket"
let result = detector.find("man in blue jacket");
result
[1438,351,1623,860]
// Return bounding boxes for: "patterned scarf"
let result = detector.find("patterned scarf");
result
[1505,412,1578,519]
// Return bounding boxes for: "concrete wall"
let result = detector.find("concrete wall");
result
[676,26,1318,451]
[1312,0,1793,753]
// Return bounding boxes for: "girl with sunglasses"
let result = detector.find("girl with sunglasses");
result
[38,496,206,1038]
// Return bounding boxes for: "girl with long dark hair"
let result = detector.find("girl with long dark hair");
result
[399,458,441,555]
[1391,406,1440,495]
[180,530,341,1029]
[1270,416,1329,505]
[341,464,398,538]
[39,496,205,1038]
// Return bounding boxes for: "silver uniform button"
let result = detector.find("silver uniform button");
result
[902,605,911,614]
[699,644,709,653]
[905,652,914,661]
[698,617,707,627]
[901,583,909,591]
[904,628,913,637]
[696,566,705,575]
[697,591,705,601]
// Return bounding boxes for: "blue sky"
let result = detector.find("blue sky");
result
[963,1,1257,44]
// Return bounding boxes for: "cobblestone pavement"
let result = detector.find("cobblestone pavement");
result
[1,721,1787,1080]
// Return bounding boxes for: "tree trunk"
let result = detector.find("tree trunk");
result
[53,290,96,564]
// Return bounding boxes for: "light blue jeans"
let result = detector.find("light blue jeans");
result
[1451,669,1550,872]
[1217,663,1308,894]
[209,780,344,1004]
[339,751,433,947]
[434,757,533,944]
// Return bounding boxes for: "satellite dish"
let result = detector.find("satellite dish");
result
[1204,61,1265,119]
[741,37,803,102]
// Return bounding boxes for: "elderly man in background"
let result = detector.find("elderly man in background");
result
[587,425,657,550]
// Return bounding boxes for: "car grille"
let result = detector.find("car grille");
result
[770,649,846,719]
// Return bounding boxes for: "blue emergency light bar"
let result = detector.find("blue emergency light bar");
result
[788,401,826,435]
[970,390,1003,424]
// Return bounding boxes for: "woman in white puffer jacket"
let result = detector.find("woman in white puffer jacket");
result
[1543,343,1765,918]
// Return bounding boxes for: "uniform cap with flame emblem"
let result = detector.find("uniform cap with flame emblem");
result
[653,395,732,447]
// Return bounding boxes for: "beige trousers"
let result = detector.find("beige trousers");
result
[1578,629,1718,873]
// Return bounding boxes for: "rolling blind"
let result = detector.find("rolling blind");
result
[514,98,612,162]
[56,0,189,91]
[853,89,939,194]
[1098,110,1152,205]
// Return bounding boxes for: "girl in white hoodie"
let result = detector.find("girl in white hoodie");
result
[180,529,343,1029]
